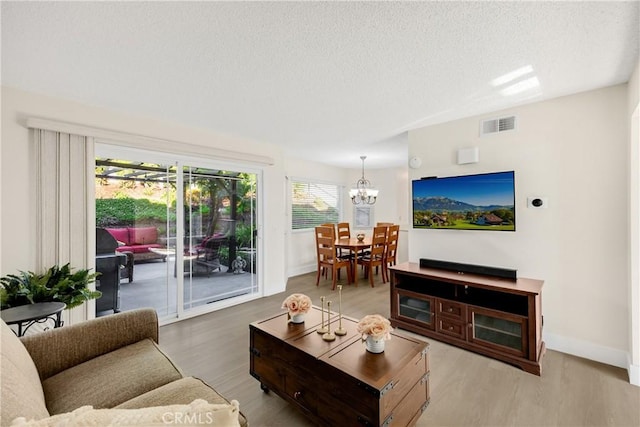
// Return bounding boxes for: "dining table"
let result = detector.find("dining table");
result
[335,236,372,283]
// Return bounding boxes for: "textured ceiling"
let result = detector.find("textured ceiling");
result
[2,1,638,168]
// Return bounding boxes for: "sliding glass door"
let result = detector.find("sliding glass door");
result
[182,166,258,310]
[94,145,260,321]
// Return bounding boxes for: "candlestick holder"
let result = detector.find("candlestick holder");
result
[317,296,328,334]
[335,285,347,336]
[322,301,336,341]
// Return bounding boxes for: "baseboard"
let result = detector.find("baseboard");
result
[287,263,316,278]
[628,354,640,387]
[544,332,628,371]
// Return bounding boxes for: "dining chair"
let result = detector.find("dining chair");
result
[371,222,392,258]
[356,225,388,287]
[315,225,352,290]
[321,223,336,231]
[319,224,336,278]
[337,222,350,239]
[376,222,394,227]
[336,222,353,260]
[384,225,400,279]
[369,222,393,274]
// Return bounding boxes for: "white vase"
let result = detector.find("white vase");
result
[365,336,385,353]
[290,313,305,324]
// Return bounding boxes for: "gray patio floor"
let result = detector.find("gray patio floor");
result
[97,257,257,317]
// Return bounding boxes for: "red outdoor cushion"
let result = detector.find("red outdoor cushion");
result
[105,228,131,246]
[129,227,158,245]
[197,233,226,248]
[116,243,163,254]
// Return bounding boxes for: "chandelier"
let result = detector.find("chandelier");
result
[349,156,378,205]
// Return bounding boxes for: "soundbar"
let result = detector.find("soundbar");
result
[419,258,517,281]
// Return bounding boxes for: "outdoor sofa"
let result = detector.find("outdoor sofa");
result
[105,226,167,262]
[1,308,247,426]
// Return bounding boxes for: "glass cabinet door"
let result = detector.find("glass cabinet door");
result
[469,307,527,357]
[396,290,435,330]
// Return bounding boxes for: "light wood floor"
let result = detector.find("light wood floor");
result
[159,271,640,427]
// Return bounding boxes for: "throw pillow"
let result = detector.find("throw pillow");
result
[130,227,158,245]
[11,399,240,426]
[105,228,131,246]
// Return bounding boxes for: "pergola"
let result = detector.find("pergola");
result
[95,158,246,268]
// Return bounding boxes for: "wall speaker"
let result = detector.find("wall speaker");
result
[457,147,479,164]
[419,258,517,281]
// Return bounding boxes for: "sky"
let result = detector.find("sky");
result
[412,171,515,207]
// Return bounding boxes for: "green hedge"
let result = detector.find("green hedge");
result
[96,198,174,227]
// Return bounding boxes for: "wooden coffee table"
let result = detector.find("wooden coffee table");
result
[249,306,430,426]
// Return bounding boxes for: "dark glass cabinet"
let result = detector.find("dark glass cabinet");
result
[397,291,435,329]
[390,262,544,375]
[469,307,527,357]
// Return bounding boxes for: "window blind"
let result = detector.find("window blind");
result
[291,180,340,230]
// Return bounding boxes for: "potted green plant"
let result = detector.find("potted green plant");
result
[0,263,101,309]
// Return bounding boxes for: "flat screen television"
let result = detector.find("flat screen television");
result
[412,171,515,231]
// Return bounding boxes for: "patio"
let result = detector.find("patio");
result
[94,157,259,319]
[97,257,257,317]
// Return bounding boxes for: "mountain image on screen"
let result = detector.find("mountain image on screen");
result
[412,171,516,231]
[413,196,511,212]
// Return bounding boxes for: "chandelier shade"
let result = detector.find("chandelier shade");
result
[350,156,378,205]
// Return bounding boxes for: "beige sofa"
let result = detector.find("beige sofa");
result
[1,308,247,426]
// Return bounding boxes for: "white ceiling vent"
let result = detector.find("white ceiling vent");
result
[480,115,517,136]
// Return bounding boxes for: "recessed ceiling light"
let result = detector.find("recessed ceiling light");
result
[491,65,534,87]
[500,77,540,96]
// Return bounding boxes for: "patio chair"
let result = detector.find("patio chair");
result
[194,236,227,276]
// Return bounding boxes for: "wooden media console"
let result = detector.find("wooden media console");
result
[389,262,544,375]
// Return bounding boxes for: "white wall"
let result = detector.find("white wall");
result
[1,86,287,297]
[408,84,630,370]
[347,166,409,266]
[344,166,408,231]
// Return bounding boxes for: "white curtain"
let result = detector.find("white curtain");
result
[33,129,95,325]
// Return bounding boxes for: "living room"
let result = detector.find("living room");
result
[1,2,639,426]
